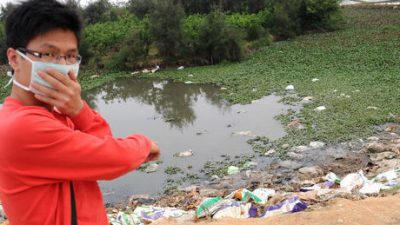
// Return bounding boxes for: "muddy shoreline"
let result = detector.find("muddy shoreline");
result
[105,123,400,221]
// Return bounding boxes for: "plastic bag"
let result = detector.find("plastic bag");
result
[340,171,368,191]
[212,202,251,219]
[196,197,224,218]
[226,189,263,204]
[261,196,307,218]
[132,206,188,224]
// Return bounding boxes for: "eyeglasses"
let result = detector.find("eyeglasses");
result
[17,47,82,65]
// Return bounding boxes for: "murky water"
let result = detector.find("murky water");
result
[83,77,290,203]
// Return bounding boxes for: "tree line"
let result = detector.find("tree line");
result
[0,0,343,70]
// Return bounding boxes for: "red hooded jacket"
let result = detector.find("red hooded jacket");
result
[0,97,152,225]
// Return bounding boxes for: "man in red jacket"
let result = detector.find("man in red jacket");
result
[0,0,160,224]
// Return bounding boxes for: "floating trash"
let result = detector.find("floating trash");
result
[144,163,160,173]
[174,149,194,157]
[233,130,254,137]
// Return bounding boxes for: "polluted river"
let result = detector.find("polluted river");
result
[82,77,292,203]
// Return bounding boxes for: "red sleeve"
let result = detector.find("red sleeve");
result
[7,110,152,182]
[69,101,113,138]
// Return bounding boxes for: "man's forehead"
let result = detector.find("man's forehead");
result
[27,29,78,51]
[38,43,78,52]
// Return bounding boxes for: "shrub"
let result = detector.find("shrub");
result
[300,0,344,31]
[245,35,273,53]
[261,0,343,39]
[226,13,265,41]
[127,0,155,19]
[148,0,185,61]
[78,37,93,65]
[83,0,112,24]
[197,11,242,64]
[105,25,151,70]
[182,14,205,62]
[84,14,141,53]
[181,0,268,14]
[183,14,205,44]
[265,0,303,39]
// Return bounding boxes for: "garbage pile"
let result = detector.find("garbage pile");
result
[109,188,307,225]
[108,168,400,225]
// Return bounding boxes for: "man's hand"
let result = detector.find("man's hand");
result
[146,141,160,162]
[31,69,83,117]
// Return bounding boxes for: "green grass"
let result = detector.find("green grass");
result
[1,6,399,149]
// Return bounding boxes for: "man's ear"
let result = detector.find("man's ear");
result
[7,48,19,73]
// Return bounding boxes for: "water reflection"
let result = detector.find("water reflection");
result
[83,77,289,203]
[83,78,230,129]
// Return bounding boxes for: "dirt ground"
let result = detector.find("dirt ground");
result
[0,195,398,225]
[153,194,400,225]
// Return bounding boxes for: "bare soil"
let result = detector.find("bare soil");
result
[154,194,400,225]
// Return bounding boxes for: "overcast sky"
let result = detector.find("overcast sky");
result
[0,0,128,7]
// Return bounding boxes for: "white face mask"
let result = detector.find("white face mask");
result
[6,50,80,94]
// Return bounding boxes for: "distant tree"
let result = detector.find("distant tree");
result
[181,0,267,14]
[247,0,267,13]
[65,0,81,10]
[127,0,155,19]
[0,3,16,22]
[149,0,185,61]
[300,0,343,31]
[221,0,245,13]
[83,0,112,24]
[197,10,242,64]
[264,0,303,39]
[181,0,215,14]
[106,22,151,70]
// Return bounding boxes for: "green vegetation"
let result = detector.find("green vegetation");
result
[149,0,185,61]
[247,136,270,155]
[0,0,343,69]
[164,166,183,175]
[201,155,255,177]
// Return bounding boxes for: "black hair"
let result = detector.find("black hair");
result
[5,0,82,49]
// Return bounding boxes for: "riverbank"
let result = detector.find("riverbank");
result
[101,5,400,224]
[104,125,400,224]
[153,194,400,225]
